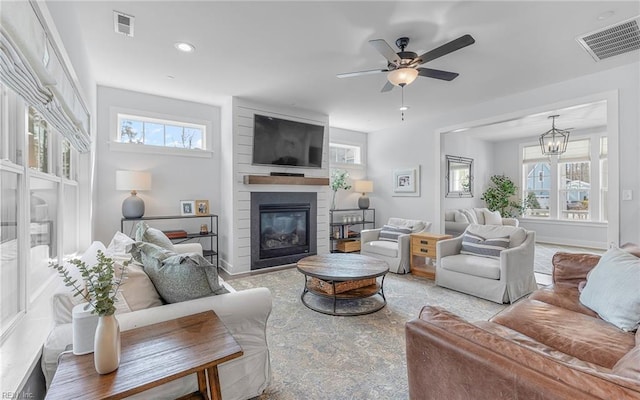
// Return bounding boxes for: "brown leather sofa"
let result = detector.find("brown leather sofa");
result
[406,249,640,399]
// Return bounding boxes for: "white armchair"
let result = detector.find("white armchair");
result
[360,218,431,274]
[436,224,536,304]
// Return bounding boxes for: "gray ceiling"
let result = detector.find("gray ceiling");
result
[47,1,640,133]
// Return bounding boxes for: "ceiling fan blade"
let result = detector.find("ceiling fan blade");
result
[417,68,459,81]
[336,69,388,79]
[369,39,401,64]
[417,34,475,64]
[381,81,394,92]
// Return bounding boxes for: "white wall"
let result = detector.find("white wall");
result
[221,98,330,275]
[328,127,370,212]
[94,86,221,244]
[442,134,493,211]
[368,62,639,245]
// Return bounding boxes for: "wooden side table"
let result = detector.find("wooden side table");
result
[46,311,243,400]
[410,232,453,279]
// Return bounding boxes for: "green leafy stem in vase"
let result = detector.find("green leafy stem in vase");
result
[49,250,129,316]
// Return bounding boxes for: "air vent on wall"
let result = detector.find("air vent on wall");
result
[113,11,134,37]
[576,16,640,61]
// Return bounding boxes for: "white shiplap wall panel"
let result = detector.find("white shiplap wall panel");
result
[224,99,330,274]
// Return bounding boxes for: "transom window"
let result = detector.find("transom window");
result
[329,143,361,165]
[117,113,206,150]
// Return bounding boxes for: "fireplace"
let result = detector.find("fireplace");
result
[251,192,317,270]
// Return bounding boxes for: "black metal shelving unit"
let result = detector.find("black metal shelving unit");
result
[121,214,219,267]
[329,208,375,253]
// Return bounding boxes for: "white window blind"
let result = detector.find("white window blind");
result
[0,1,91,152]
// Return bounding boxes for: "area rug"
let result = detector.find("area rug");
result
[228,268,506,400]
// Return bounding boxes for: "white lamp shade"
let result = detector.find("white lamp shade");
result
[387,68,419,86]
[116,170,152,191]
[354,180,374,193]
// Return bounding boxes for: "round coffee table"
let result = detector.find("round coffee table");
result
[297,253,389,316]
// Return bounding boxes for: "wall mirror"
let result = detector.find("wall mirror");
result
[446,155,473,198]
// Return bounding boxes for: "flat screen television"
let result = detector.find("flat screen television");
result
[252,114,324,168]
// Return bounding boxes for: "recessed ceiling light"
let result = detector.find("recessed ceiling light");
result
[399,105,410,111]
[167,75,175,79]
[174,42,195,53]
[597,10,615,21]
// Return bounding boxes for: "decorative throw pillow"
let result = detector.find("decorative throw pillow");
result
[579,247,640,332]
[460,232,510,259]
[106,231,136,258]
[129,241,176,264]
[379,225,412,242]
[116,262,163,311]
[483,209,503,225]
[453,211,469,223]
[135,222,175,252]
[142,251,228,304]
[461,209,478,224]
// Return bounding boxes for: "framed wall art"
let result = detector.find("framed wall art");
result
[180,200,196,216]
[195,199,210,216]
[393,166,420,197]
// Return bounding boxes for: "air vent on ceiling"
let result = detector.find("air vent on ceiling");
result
[113,11,134,37]
[576,16,640,61]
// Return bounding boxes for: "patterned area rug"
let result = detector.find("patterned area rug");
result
[229,268,506,400]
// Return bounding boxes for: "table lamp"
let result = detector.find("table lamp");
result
[116,170,151,218]
[354,180,373,209]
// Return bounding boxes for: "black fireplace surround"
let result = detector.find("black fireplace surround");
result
[250,192,317,270]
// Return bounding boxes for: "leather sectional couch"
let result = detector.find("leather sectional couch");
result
[406,248,640,399]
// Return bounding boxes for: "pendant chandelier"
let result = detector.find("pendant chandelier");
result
[539,115,570,156]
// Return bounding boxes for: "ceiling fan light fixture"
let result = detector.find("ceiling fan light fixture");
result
[539,115,570,156]
[387,68,418,87]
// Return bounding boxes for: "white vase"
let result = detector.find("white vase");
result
[331,191,337,210]
[94,314,121,374]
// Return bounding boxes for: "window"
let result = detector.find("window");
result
[1,171,22,331]
[117,113,205,150]
[28,106,51,173]
[521,136,606,222]
[0,85,80,338]
[329,143,361,165]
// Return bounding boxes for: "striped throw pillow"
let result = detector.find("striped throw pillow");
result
[460,232,509,259]
[379,225,412,242]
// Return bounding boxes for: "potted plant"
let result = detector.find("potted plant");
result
[480,174,531,218]
[50,250,128,374]
[330,169,352,210]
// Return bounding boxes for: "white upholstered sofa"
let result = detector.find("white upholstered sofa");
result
[444,207,519,236]
[436,224,536,304]
[360,218,431,274]
[42,241,272,400]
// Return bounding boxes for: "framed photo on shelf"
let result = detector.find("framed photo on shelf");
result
[180,200,196,216]
[196,199,210,216]
[393,166,420,197]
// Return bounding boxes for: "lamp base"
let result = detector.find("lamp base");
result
[358,195,370,209]
[122,193,145,219]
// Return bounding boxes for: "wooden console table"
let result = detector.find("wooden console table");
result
[46,311,242,400]
[410,232,453,280]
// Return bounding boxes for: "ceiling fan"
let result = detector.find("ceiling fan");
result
[337,34,476,92]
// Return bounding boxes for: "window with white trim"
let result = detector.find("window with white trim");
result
[0,84,80,338]
[329,143,362,165]
[117,113,206,150]
[522,135,607,222]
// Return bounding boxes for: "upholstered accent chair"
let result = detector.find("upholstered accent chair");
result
[436,224,536,303]
[360,218,431,274]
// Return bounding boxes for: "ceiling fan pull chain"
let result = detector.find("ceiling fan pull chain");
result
[401,86,405,121]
